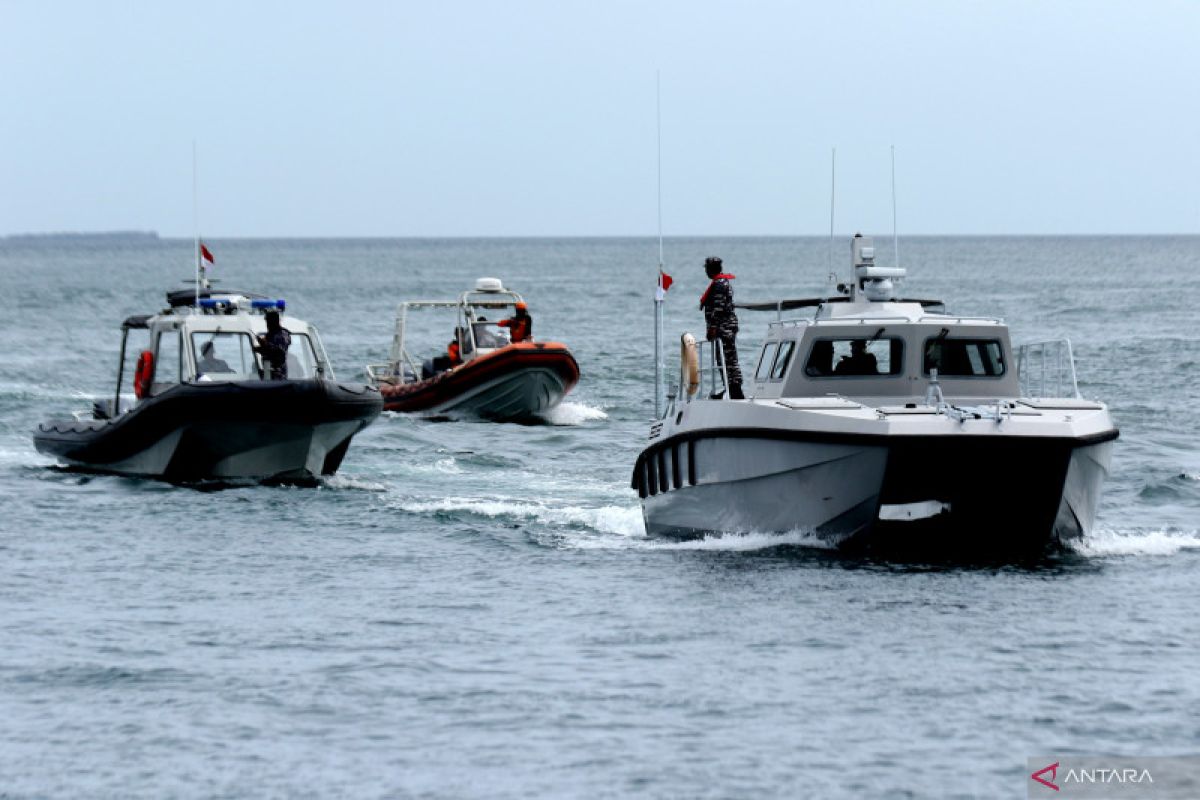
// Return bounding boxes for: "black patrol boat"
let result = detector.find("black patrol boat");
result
[34,288,382,484]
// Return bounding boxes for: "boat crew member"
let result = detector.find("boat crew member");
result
[197,341,232,375]
[700,256,744,399]
[254,310,292,380]
[499,302,532,343]
[447,339,462,366]
[834,339,878,375]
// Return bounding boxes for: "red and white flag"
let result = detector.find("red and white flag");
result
[656,269,673,301]
[199,241,215,264]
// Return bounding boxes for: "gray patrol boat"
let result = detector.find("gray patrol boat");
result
[632,235,1118,553]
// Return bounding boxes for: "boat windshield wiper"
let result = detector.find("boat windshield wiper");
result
[924,327,950,369]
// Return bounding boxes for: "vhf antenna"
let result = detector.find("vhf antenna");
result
[891,144,899,269]
[827,147,837,275]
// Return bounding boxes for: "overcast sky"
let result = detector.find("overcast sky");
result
[2,0,1197,237]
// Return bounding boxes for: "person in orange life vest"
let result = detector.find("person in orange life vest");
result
[700,256,744,399]
[499,302,532,343]
[447,339,462,366]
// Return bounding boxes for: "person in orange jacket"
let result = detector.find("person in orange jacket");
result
[447,339,462,366]
[499,302,532,343]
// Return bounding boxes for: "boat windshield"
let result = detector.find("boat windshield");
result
[192,332,259,380]
[192,331,324,380]
[471,320,510,350]
[923,337,1005,377]
[804,337,904,377]
[286,334,323,378]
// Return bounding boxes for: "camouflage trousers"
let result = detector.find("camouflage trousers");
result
[716,331,743,388]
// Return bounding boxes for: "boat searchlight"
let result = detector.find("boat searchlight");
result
[851,235,905,302]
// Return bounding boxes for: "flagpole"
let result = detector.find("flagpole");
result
[193,140,200,310]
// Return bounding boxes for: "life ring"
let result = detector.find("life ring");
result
[681,333,700,397]
[133,350,154,399]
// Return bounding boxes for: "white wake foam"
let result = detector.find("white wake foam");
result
[319,474,389,492]
[638,529,835,552]
[1073,528,1200,557]
[395,496,644,537]
[565,527,833,552]
[539,401,608,426]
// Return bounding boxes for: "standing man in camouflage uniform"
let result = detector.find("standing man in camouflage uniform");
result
[700,256,744,399]
[253,310,292,380]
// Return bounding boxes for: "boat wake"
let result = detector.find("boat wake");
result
[390,495,643,537]
[1072,527,1200,557]
[635,529,834,552]
[319,474,389,492]
[538,401,608,426]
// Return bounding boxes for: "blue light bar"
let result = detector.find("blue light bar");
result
[198,298,223,309]
[251,299,286,311]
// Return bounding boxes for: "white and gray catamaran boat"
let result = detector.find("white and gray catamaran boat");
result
[35,286,382,484]
[633,235,1118,553]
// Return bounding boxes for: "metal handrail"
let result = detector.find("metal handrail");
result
[1016,338,1080,399]
[917,315,1005,325]
[767,318,815,331]
[671,336,731,408]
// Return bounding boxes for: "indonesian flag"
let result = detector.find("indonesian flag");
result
[200,242,215,264]
[656,269,673,301]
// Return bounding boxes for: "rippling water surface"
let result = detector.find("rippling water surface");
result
[1,236,1197,798]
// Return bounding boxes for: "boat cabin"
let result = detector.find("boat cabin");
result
[103,290,334,417]
[734,235,1019,402]
[749,306,1018,401]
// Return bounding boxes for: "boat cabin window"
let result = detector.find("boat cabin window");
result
[770,341,795,380]
[153,330,182,392]
[754,343,779,381]
[287,334,323,379]
[471,320,510,350]
[192,332,258,380]
[804,337,903,377]
[923,337,1005,377]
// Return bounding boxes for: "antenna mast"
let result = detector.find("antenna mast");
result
[827,147,837,274]
[193,141,201,310]
[891,145,899,268]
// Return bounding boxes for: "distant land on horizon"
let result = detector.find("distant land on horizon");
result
[3,230,1197,242]
[2,230,159,243]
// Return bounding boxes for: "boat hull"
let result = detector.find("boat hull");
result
[34,379,382,483]
[376,342,579,420]
[635,430,1116,554]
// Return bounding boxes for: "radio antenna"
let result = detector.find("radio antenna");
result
[827,147,837,274]
[891,144,899,268]
[193,140,201,310]
[656,73,664,274]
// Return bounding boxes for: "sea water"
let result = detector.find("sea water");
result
[0,236,1197,798]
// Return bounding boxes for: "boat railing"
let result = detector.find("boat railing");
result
[671,338,730,410]
[365,363,392,383]
[918,314,1005,325]
[1017,338,1080,399]
[767,318,815,332]
[365,349,421,385]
